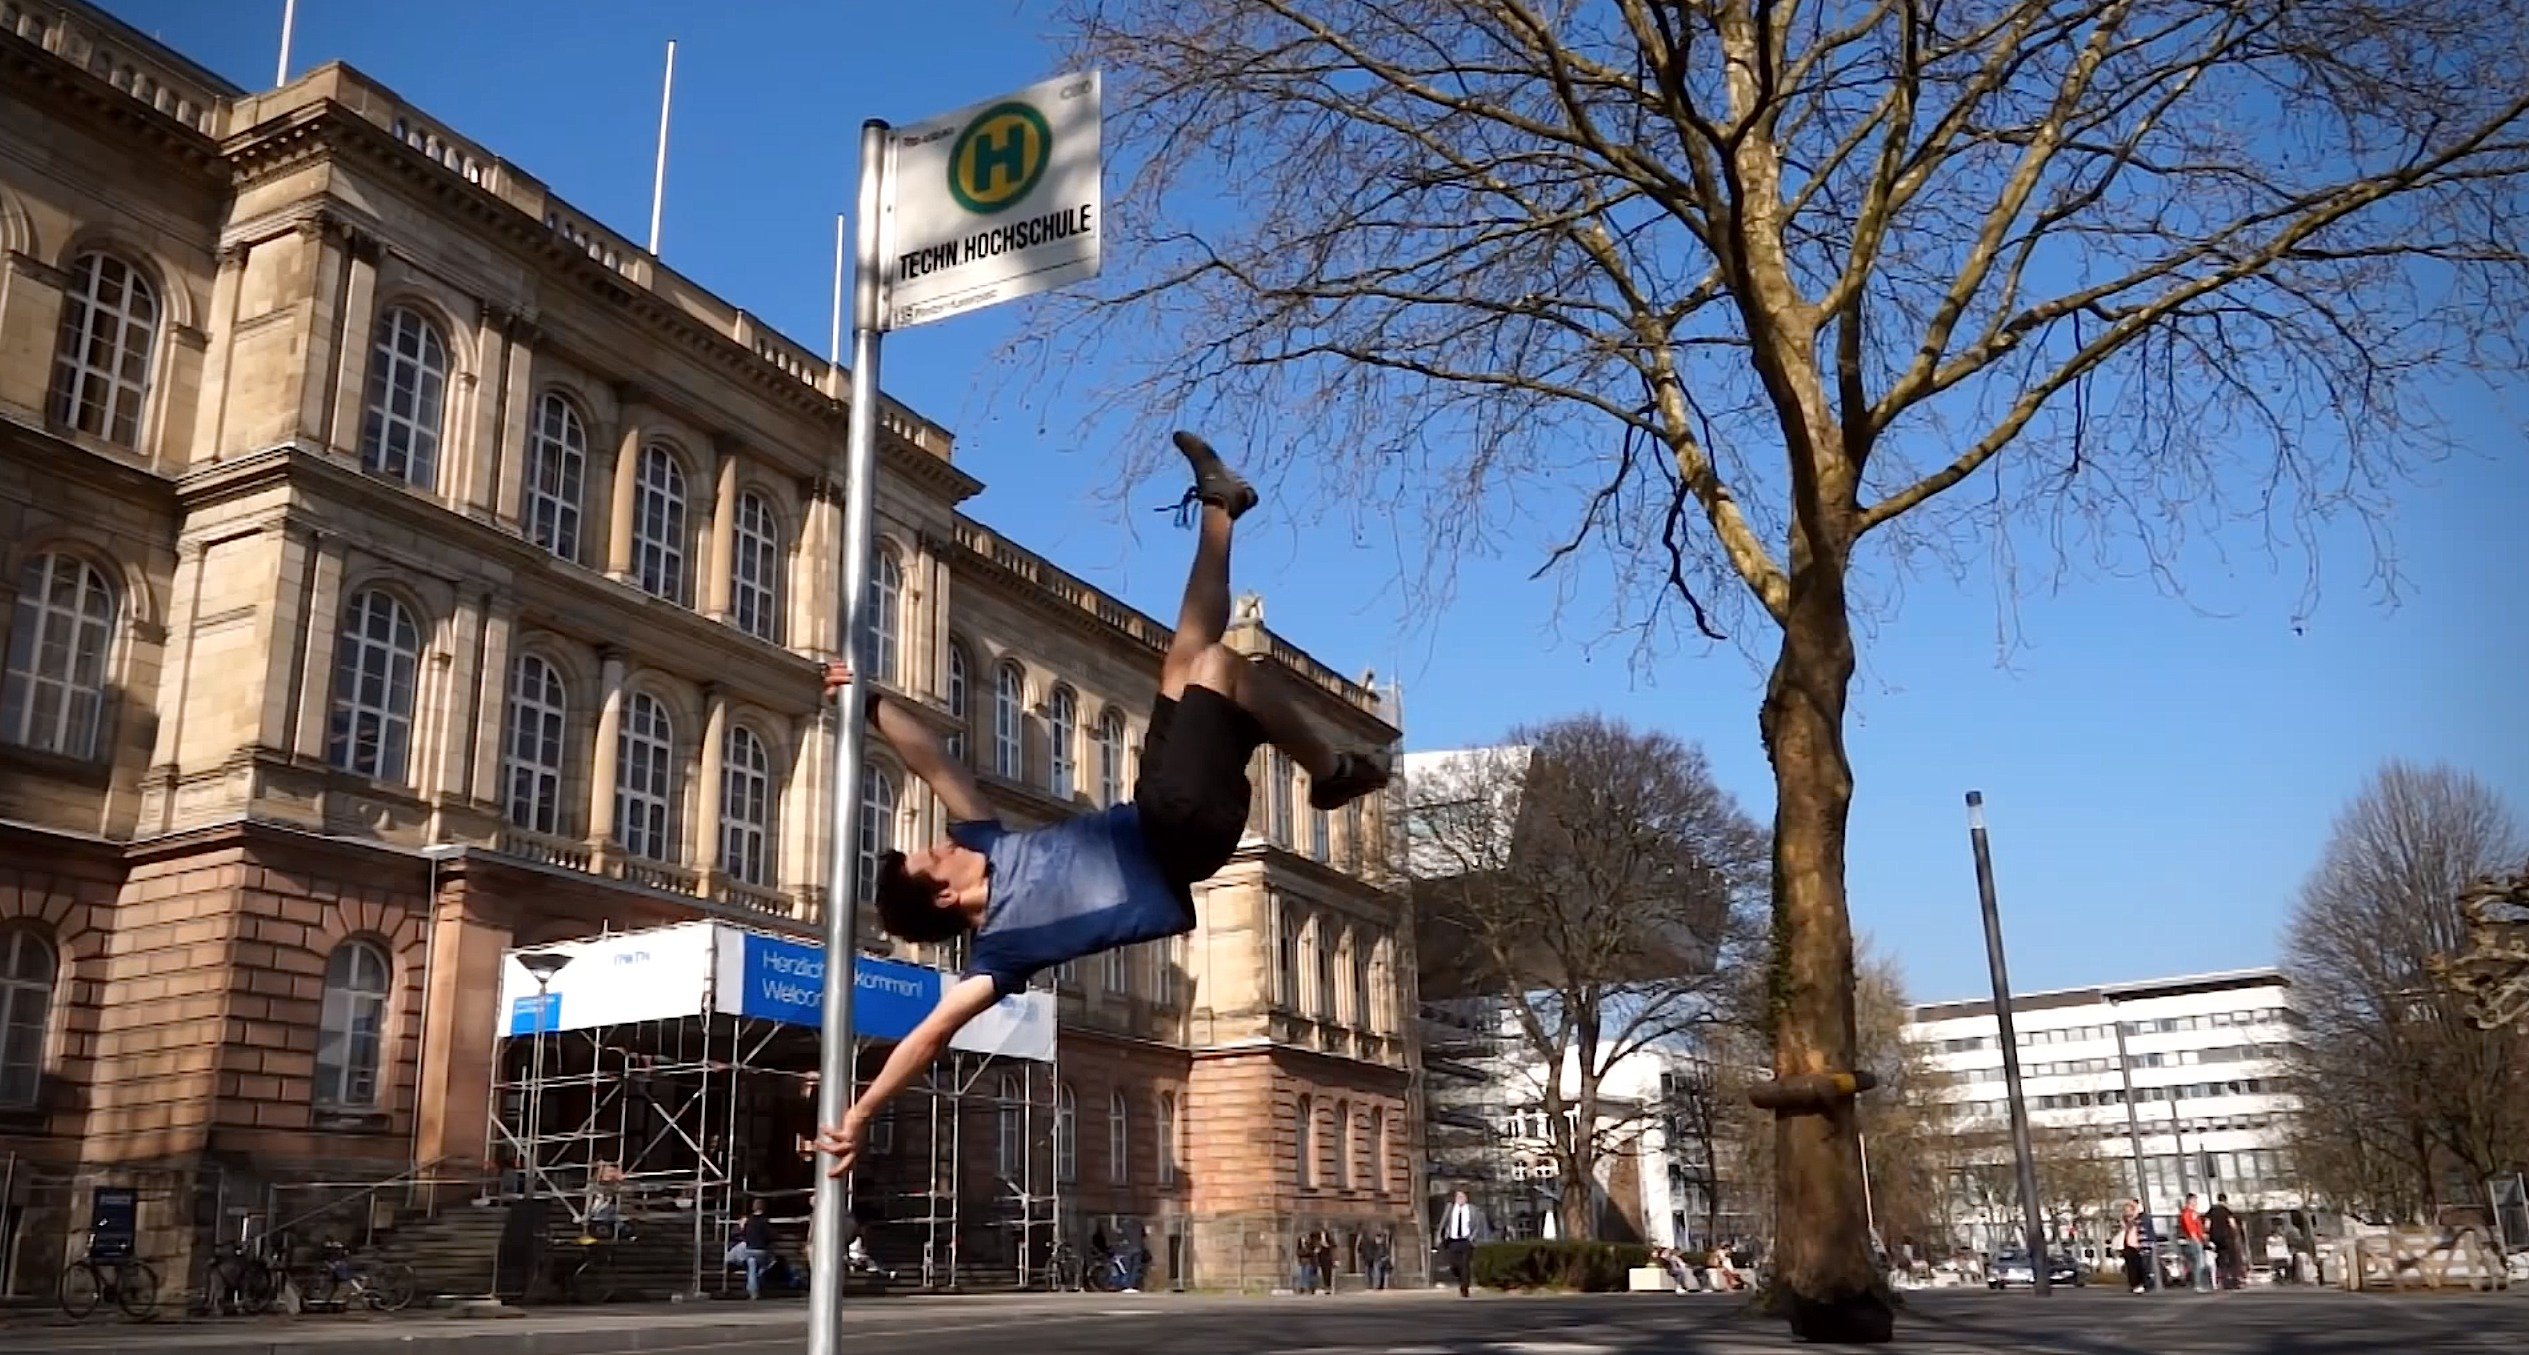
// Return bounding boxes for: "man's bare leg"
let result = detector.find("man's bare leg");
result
[1179,643,1337,780]
[1160,504,1235,700]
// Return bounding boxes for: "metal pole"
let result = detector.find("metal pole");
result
[274,0,297,86]
[807,116,888,1355]
[528,976,551,1200]
[2108,1000,2160,1289]
[1965,791,2051,1295]
[646,39,677,255]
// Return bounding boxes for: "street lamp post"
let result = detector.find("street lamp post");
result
[517,951,572,1202]
[2106,999,2160,1290]
[1965,792,2051,1296]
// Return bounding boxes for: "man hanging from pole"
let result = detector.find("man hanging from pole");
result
[812,431,1391,1172]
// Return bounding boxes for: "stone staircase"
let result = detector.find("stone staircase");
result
[380,1201,890,1303]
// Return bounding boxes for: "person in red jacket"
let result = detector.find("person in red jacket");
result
[2178,1193,2211,1291]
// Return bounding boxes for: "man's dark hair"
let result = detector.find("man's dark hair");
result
[872,850,970,943]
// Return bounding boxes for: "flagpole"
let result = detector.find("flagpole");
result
[647,38,677,255]
[275,0,297,86]
[808,118,888,1355]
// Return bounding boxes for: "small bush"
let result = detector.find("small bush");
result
[1470,1239,1653,1292]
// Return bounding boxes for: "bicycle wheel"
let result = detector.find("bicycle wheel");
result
[114,1260,162,1320]
[237,1259,278,1315]
[367,1261,418,1312]
[57,1261,104,1319]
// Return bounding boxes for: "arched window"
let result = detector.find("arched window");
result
[523,392,586,561]
[1315,918,1337,1022]
[945,642,970,763]
[631,443,688,603]
[613,691,676,861]
[1295,1094,1314,1189]
[720,725,774,886]
[1093,708,1125,806]
[1054,1083,1078,1184]
[1157,1091,1179,1186]
[326,590,420,782]
[1108,1090,1130,1185]
[48,251,157,447]
[1268,749,1294,845]
[1275,900,1300,1010]
[856,767,896,902]
[1352,930,1373,1034]
[1103,941,1131,997]
[0,929,57,1108]
[861,549,901,682]
[314,939,391,1109]
[501,653,568,834]
[1047,686,1077,798]
[2,552,118,760]
[1371,937,1395,1034]
[1369,1108,1388,1195]
[359,306,448,488]
[730,493,783,642]
[1334,1100,1352,1190]
[992,661,1024,779]
[997,1072,1025,1180]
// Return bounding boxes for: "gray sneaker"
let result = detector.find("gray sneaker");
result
[1309,748,1392,810]
[1170,430,1259,520]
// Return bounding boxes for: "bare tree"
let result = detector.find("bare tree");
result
[2285,762,2529,1221]
[1407,718,1764,1241]
[1040,1,2529,1335]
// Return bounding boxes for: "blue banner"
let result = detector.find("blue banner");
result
[507,992,562,1036]
[731,933,940,1040]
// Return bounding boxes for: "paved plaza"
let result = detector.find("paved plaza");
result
[3,1289,2523,1355]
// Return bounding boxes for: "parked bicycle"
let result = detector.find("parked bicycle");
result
[298,1240,417,1313]
[57,1242,160,1321]
[548,1234,619,1304]
[199,1239,278,1316]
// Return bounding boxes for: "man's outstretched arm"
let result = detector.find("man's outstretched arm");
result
[813,974,1000,1177]
[825,662,993,823]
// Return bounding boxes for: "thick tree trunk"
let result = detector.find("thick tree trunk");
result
[1761,558,1893,1343]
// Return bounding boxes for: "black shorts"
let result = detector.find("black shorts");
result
[1134,685,1265,887]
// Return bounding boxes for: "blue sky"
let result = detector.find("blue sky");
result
[108,1,2527,1003]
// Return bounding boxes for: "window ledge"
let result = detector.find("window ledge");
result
[0,742,116,787]
[311,1107,392,1133]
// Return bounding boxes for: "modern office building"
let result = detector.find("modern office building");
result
[0,0,1417,1297]
[1905,968,2310,1249]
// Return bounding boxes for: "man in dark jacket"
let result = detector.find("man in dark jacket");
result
[2206,1194,2244,1290]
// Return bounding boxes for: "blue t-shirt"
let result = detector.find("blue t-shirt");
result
[955,806,1194,999]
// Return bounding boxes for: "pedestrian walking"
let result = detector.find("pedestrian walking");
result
[1437,1190,1486,1297]
[2206,1193,2244,1290]
[2117,1199,2151,1293]
[2179,1193,2211,1291]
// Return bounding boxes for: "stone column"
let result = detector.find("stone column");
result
[696,687,730,888]
[321,225,382,457]
[704,443,740,621]
[587,650,627,863]
[289,533,350,760]
[787,707,832,904]
[187,243,249,467]
[489,315,537,530]
[799,477,843,654]
[457,304,511,517]
[605,397,647,581]
[467,600,518,812]
[0,251,68,418]
[411,879,514,1182]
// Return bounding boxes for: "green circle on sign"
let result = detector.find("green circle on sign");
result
[949,101,1053,215]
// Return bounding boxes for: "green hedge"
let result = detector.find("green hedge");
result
[1469,1240,1653,1292]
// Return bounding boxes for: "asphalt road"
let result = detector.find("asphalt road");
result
[7,1288,2525,1355]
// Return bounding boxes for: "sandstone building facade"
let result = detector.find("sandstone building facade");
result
[0,0,1420,1295]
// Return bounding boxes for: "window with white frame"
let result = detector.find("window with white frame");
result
[631,443,688,603]
[945,642,970,762]
[1157,1091,1179,1186]
[613,691,676,860]
[0,929,57,1109]
[1310,805,1330,863]
[730,493,782,642]
[524,392,586,561]
[314,939,391,1109]
[1048,686,1077,798]
[1295,1094,1314,1189]
[993,661,1024,779]
[1094,707,1124,805]
[326,590,420,782]
[1315,918,1337,1022]
[2,552,118,760]
[48,251,157,448]
[1269,749,1294,844]
[1108,1090,1130,1184]
[1104,942,1131,997]
[721,725,774,886]
[1055,1083,1078,1183]
[861,549,900,681]
[502,653,568,834]
[857,767,897,902]
[996,1072,1025,1180]
[358,307,448,488]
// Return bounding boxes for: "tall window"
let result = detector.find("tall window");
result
[1334,1101,1352,1189]
[1352,932,1372,1034]
[1157,1091,1180,1186]
[1094,708,1124,805]
[1310,805,1331,863]
[1268,750,1294,844]
[48,251,157,447]
[857,768,897,901]
[314,940,390,1109]
[1371,938,1394,1034]
[945,642,970,762]
[1108,1091,1130,1184]
[1315,919,1337,1022]
[730,493,782,642]
[614,691,676,860]
[1295,1094,1314,1189]
[501,653,568,833]
[0,930,56,1108]
[721,725,774,886]
[2,553,117,760]
[992,662,1024,778]
[1104,943,1131,997]
[358,307,448,488]
[1054,1083,1078,1183]
[1275,900,1299,1009]
[523,392,586,561]
[996,1072,1026,1180]
[1370,1109,1388,1195]
[1047,686,1077,798]
[861,549,901,681]
[632,444,688,603]
[327,590,420,782]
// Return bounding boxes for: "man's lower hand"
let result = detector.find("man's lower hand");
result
[813,1118,864,1179]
